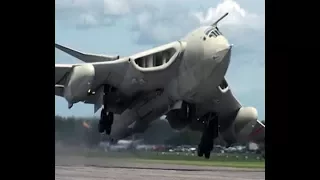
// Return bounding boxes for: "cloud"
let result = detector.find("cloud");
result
[131,6,199,44]
[55,0,264,43]
[192,0,265,65]
[55,0,154,28]
[194,0,263,29]
[103,0,131,15]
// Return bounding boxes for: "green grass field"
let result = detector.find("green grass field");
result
[134,159,264,168]
[56,148,265,168]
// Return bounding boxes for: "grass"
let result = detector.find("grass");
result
[133,159,264,168]
[56,148,265,169]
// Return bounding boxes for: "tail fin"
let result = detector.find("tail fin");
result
[55,43,120,63]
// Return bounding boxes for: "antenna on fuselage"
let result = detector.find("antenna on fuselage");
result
[211,12,229,27]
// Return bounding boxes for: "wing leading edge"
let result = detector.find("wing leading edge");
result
[55,43,120,63]
[248,120,265,144]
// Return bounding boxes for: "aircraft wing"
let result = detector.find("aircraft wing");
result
[55,41,185,112]
[197,78,264,147]
[56,41,184,90]
[55,43,120,63]
[198,78,242,115]
[248,120,265,144]
[55,64,73,86]
[55,64,73,98]
[218,81,265,145]
[246,120,265,155]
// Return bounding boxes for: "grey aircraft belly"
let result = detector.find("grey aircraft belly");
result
[55,13,265,159]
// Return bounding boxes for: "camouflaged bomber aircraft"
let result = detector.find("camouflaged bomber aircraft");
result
[55,13,265,159]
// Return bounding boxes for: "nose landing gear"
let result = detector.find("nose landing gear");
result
[197,113,219,159]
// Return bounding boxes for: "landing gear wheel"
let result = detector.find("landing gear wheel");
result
[197,146,203,157]
[198,113,219,159]
[98,122,105,133]
[99,108,114,135]
[198,140,212,159]
[110,138,116,144]
[98,108,107,133]
[105,112,114,135]
[204,151,211,159]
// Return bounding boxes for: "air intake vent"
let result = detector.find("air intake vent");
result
[134,48,176,68]
[205,27,222,38]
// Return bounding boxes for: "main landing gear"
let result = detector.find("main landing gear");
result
[98,85,115,135]
[197,113,219,159]
[98,108,114,135]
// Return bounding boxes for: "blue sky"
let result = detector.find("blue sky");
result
[55,0,265,119]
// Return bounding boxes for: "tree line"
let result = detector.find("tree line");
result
[55,116,265,147]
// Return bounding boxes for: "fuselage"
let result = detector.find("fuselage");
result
[109,26,233,140]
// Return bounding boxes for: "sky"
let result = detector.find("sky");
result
[55,0,265,120]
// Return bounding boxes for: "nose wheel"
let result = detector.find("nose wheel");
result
[98,108,114,135]
[197,113,219,159]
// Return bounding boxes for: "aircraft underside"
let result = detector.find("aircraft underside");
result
[96,83,249,159]
[166,104,221,159]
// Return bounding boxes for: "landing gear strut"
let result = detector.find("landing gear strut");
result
[98,85,115,135]
[197,113,219,159]
[98,108,114,135]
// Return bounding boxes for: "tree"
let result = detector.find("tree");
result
[55,116,100,147]
[55,116,227,146]
[143,119,177,144]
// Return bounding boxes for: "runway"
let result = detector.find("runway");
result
[55,155,265,180]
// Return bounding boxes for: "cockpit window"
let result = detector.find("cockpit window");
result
[204,27,214,35]
[209,31,217,37]
[205,27,223,38]
[216,27,223,35]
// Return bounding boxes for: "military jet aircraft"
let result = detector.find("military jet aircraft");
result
[55,13,265,159]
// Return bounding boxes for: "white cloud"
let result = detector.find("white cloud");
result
[55,0,264,43]
[194,0,263,29]
[103,0,131,15]
[192,0,264,60]
[78,13,98,26]
[55,0,91,9]
[133,0,264,45]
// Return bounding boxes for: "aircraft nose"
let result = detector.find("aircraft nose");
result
[213,44,232,63]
